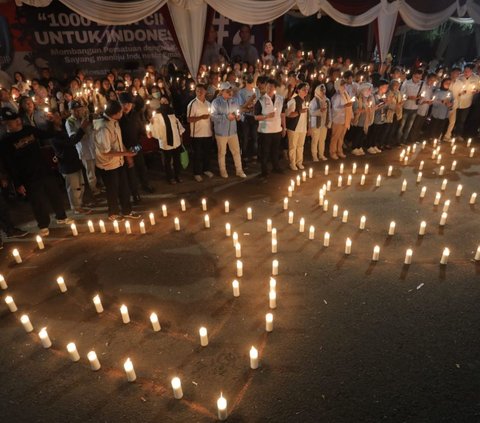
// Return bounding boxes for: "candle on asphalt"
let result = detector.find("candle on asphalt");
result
[326,180,331,191]
[139,220,146,234]
[359,215,366,230]
[439,166,445,176]
[5,295,17,312]
[309,168,313,178]
[250,346,259,369]
[419,160,424,170]
[324,165,329,175]
[417,172,422,183]
[99,220,106,233]
[266,219,273,232]
[56,276,67,293]
[150,312,161,331]
[467,138,472,147]
[420,186,427,198]
[332,205,338,218]
[266,312,274,332]
[232,280,240,297]
[225,223,231,237]
[347,174,352,186]
[470,148,475,158]
[20,314,33,332]
[296,175,301,186]
[125,221,131,235]
[376,175,381,187]
[342,210,348,223]
[437,154,442,164]
[283,198,288,210]
[171,377,183,399]
[419,221,427,235]
[217,394,228,421]
[113,220,120,233]
[372,245,380,261]
[247,207,253,220]
[364,164,369,175]
[201,198,207,211]
[269,291,277,309]
[124,358,136,382]
[456,184,463,197]
[470,193,477,204]
[199,327,208,346]
[440,247,450,265]
[324,232,330,247]
[269,277,276,293]
[404,248,413,265]
[352,163,357,174]
[388,166,393,176]
[288,211,294,224]
[401,179,407,192]
[120,305,130,324]
[149,212,156,225]
[338,175,342,187]
[345,238,352,255]
[288,186,293,197]
[87,351,101,371]
[441,179,448,191]
[360,174,366,186]
[388,221,396,236]
[475,246,480,261]
[443,200,450,213]
[232,232,238,246]
[71,223,78,236]
[309,225,315,239]
[204,214,210,228]
[87,220,95,233]
[434,192,441,205]
[180,199,186,212]
[67,342,80,362]
[299,218,305,232]
[93,295,103,313]
[451,160,457,171]
[0,274,6,290]
[272,239,278,253]
[237,260,243,276]
[339,163,344,174]
[323,199,329,212]
[224,200,230,213]
[36,235,45,250]
[272,259,279,275]
[12,248,22,264]
[235,243,241,258]
[439,212,448,226]
[162,204,168,217]
[39,327,52,348]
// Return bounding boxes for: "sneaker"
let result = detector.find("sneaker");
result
[320,156,328,161]
[330,154,339,160]
[220,171,228,178]
[290,164,298,171]
[352,148,362,156]
[204,171,214,178]
[374,147,382,153]
[312,158,319,162]
[6,227,29,238]
[56,217,75,225]
[367,147,377,154]
[358,149,366,156]
[38,227,50,237]
[123,212,142,220]
[74,208,93,215]
[338,153,346,159]
[236,172,247,178]
[194,175,203,182]
[108,214,124,222]
[297,164,305,170]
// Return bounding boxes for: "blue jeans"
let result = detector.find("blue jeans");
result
[397,109,417,142]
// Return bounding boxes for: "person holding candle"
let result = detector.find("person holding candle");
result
[429,78,453,140]
[453,63,480,140]
[397,69,423,145]
[384,79,403,148]
[330,79,353,160]
[408,73,437,143]
[366,79,390,152]
[309,84,330,161]
[286,82,309,170]
[350,82,374,155]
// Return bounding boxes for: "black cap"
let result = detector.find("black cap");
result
[0,107,19,122]
[118,92,134,104]
[68,100,83,110]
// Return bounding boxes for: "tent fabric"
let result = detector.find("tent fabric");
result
[16,0,480,74]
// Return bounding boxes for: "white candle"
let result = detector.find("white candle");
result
[149,212,156,225]
[269,277,276,293]
[309,168,313,178]
[125,221,132,234]
[401,179,407,192]
[174,217,180,231]
[247,207,253,220]
[339,163,344,174]
[345,238,352,255]
[199,327,208,346]
[417,172,422,183]
[419,221,427,235]
[422,141,426,149]
[470,193,477,204]
[0,274,6,290]
[475,246,480,261]
[364,164,369,175]
[296,175,301,186]
[39,327,52,348]
[71,223,78,236]
[359,215,366,230]
[404,248,413,265]
[5,295,17,312]
[288,211,294,224]
[324,232,330,247]
[372,245,380,261]
[180,199,186,212]
[439,212,448,226]
[20,314,33,332]
[419,160,424,170]
[451,161,457,171]
[434,192,441,205]
[250,346,259,369]
[87,220,95,233]
[36,235,45,250]
[456,184,463,197]
[171,377,183,399]
[288,186,293,197]
[272,239,278,253]
[323,199,329,212]
[93,295,103,313]
[161,204,168,217]
[99,220,106,233]
[120,305,130,324]
[201,198,207,211]
[332,205,338,218]
[87,351,101,371]
[232,280,240,297]
[124,358,136,382]
[309,225,315,240]
[235,243,242,258]
[347,174,352,186]
[113,220,120,233]
[267,219,272,232]
[440,247,450,265]
[420,186,427,198]
[376,175,381,187]
[269,291,277,309]
[283,198,289,210]
[299,218,305,232]
[266,313,273,332]
[342,210,348,223]
[437,154,442,164]
[467,138,472,147]
[67,342,80,362]
[56,276,67,293]
[139,220,146,234]
[324,165,329,175]
[204,214,210,228]
[352,163,357,174]
[326,180,331,191]
[388,166,393,176]
[232,232,238,246]
[443,200,450,213]
[470,148,475,158]
[441,179,448,191]
[388,221,396,236]
[150,312,161,331]
[439,166,445,176]
[272,259,279,275]
[360,175,366,186]
[12,248,22,264]
[237,260,243,277]
[404,156,408,166]
[338,175,343,187]
[217,394,228,421]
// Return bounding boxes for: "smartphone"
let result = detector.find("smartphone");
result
[130,145,142,153]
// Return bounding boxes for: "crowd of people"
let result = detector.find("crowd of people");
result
[1,23,480,247]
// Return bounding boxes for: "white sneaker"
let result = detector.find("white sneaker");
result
[297,164,305,170]
[56,217,75,225]
[359,149,366,155]
[290,164,298,171]
[236,171,247,178]
[367,147,377,154]
[38,228,50,237]
[352,148,361,156]
[320,156,328,161]
[194,175,203,182]
[204,171,214,178]
[220,171,228,178]
[374,147,382,153]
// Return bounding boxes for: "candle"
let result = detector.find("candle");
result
[124,358,136,382]
[339,163,344,174]
[222,223,230,238]
[139,220,146,234]
[150,312,161,331]
[347,175,352,186]
[401,179,407,192]
[56,276,67,293]
[71,223,78,236]
[388,166,393,176]
[419,221,427,235]
[232,279,240,297]
[437,154,443,165]
[326,180,331,191]
[376,175,381,187]
[171,377,183,399]
[337,175,343,187]
[93,295,103,313]
[467,138,472,147]
[265,313,274,332]
[125,221,132,235]
[456,184,462,197]
[451,161,457,171]
[5,295,17,312]
[386,221,396,236]
[201,198,207,211]
[451,145,456,155]
[441,179,448,191]
[364,164,369,175]
[324,232,330,247]
[419,161,424,170]
[443,200,450,213]
[309,168,313,178]
[87,351,101,371]
[269,291,277,309]
[323,199,329,212]
[237,260,243,276]
[345,238,352,255]
[0,275,6,290]
[299,218,305,232]
[247,207,253,220]
[266,219,273,232]
[470,148,475,158]
[120,305,130,324]
[308,225,315,240]
[318,191,324,206]
[296,175,301,186]
[87,220,95,233]
[352,163,357,174]
[288,211,294,224]
[324,165,329,175]
[404,156,408,166]
[250,346,259,369]
[470,193,477,204]
[161,204,168,217]
[12,248,22,264]
[420,186,427,198]
[475,246,480,261]
[235,243,241,258]
[372,245,380,261]
[283,198,289,210]
[404,248,413,265]
[422,141,426,149]
[342,210,348,223]
[439,212,448,226]
[440,247,450,265]
[288,186,293,197]
[434,192,441,205]
[36,235,45,250]
[67,342,80,362]
[332,205,338,218]
[359,215,366,230]
[272,239,278,253]
[149,213,156,225]
[416,172,422,183]
[272,259,279,275]
[39,327,52,348]
[204,214,210,228]
[99,220,106,233]
[199,327,208,346]
[20,314,33,333]
[233,232,238,246]
[113,220,120,233]
[360,175,366,186]
[179,199,186,212]
[217,394,228,421]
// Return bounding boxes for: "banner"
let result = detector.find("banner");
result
[0,1,182,82]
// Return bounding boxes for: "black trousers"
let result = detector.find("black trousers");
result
[162,146,182,181]
[259,131,281,176]
[366,123,386,148]
[454,107,470,137]
[25,174,67,229]
[239,115,258,159]
[192,136,213,176]
[430,117,447,140]
[126,151,150,197]
[384,117,399,146]
[98,165,132,216]
[408,115,427,142]
[0,193,15,237]
[350,126,366,150]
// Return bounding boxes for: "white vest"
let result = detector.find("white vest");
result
[257,94,284,134]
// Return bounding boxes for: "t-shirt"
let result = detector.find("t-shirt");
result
[186,98,212,138]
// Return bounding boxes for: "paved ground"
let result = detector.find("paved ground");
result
[0,140,479,423]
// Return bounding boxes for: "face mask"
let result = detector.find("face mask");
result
[152,92,160,99]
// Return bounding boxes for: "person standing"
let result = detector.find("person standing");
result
[330,79,353,160]
[351,83,374,156]
[237,74,260,164]
[230,25,259,65]
[408,73,436,143]
[430,78,454,140]
[285,82,309,170]
[442,67,461,142]
[454,63,480,140]
[308,84,330,161]
[397,69,423,144]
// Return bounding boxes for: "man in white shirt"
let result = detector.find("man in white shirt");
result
[443,67,462,141]
[397,69,423,144]
[187,84,214,182]
[408,73,436,142]
[285,82,309,170]
[454,63,480,140]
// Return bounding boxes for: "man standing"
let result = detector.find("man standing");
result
[237,74,260,164]
[309,84,331,161]
[454,63,480,140]
[230,25,259,65]
[408,73,436,142]
[397,69,423,144]
[285,82,309,170]
[442,67,462,142]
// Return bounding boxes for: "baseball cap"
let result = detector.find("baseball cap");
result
[219,82,232,91]
[0,107,19,121]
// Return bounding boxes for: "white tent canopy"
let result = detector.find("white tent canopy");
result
[16,0,480,76]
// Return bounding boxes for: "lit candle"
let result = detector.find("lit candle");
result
[326,180,331,191]
[319,191,324,206]
[332,204,338,218]
[309,168,313,178]
[99,220,106,233]
[288,211,294,224]
[266,312,274,332]
[0,274,6,290]
[404,156,408,166]
[401,179,407,192]
[338,175,342,187]
[113,220,120,233]
[372,245,380,261]
[71,223,78,236]
[179,199,186,212]
[440,247,450,265]
[150,312,161,331]
[56,276,67,293]
[360,175,366,186]
[309,225,315,239]
[149,213,156,225]
[358,215,366,230]
[324,232,330,247]
[269,291,277,309]
[299,218,305,232]
[470,148,475,158]
[36,235,45,250]
[67,342,80,362]
[352,163,357,174]
[269,277,276,293]
[441,179,448,191]
[86,350,102,371]
[124,358,136,382]
[266,219,272,232]
[296,175,301,186]
[199,327,208,346]
[467,138,472,147]
[342,210,348,223]
[364,164,369,175]
[283,197,289,210]
[217,394,228,421]
[419,221,427,235]
[125,221,132,234]
[451,161,457,171]
[376,175,381,187]
[324,165,329,175]
[12,249,22,264]
[171,377,183,399]
[434,192,441,205]
[272,239,278,253]
[250,346,259,369]
[404,248,413,265]
[475,246,480,261]
[420,186,427,198]
[20,314,33,332]
[172,217,179,231]
[443,200,450,213]
[419,161,424,170]
[272,259,279,275]
[339,163,344,174]
[87,220,95,233]
[470,193,477,204]
[232,279,240,297]
[347,175,352,186]
[162,204,168,217]
[232,232,238,246]
[39,327,52,348]
[417,172,422,183]
[345,238,352,255]
[237,260,243,277]
[456,184,462,197]
[388,166,393,176]
[139,221,146,234]
[439,212,448,226]
[272,228,277,241]
[422,141,426,149]
[323,199,329,212]
[388,221,396,236]
[120,305,130,324]
[5,295,17,312]
[225,223,231,237]
[288,186,293,197]
[235,243,241,258]
[451,145,456,155]
[93,295,103,313]
[204,214,210,228]
[201,198,207,211]
[247,207,253,220]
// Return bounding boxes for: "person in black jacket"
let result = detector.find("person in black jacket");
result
[0,107,74,237]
